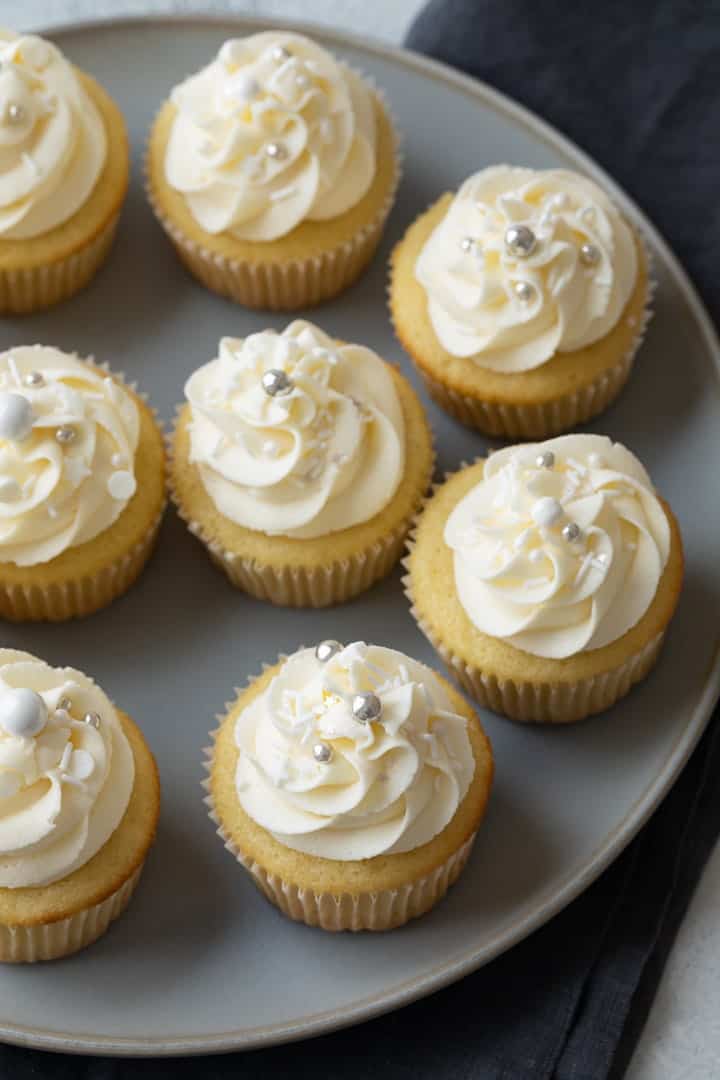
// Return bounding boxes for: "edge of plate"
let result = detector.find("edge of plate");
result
[6,9,720,1057]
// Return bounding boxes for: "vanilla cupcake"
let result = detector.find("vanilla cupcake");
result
[146,31,399,310]
[0,649,159,961]
[391,167,650,438]
[0,30,129,314]
[206,640,493,931]
[405,435,683,724]
[0,345,165,621]
[171,320,432,606]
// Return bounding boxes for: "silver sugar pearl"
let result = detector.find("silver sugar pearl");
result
[55,425,76,445]
[5,102,26,126]
[505,223,537,258]
[24,371,44,388]
[271,45,291,61]
[315,640,342,663]
[562,522,582,542]
[513,280,535,303]
[580,242,600,267]
[265,141,287,160]
[312,742,333,763]
[261,369,293,397]
[83,712,101,729]
[352,692,382,724]
[536,451,555,469]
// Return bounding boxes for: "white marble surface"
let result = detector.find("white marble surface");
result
[5,2,720,1076]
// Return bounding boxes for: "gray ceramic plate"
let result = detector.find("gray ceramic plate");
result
[1,12,718,1057]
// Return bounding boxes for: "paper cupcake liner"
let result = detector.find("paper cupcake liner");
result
[0,507,164,622]
[168,409,427,607]
[202,682,475,930]
[145,83,401,311]
[0,864,143,964]
[0,212,120,315]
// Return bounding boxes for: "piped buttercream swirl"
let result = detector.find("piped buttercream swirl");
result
[0,345,140,567]
[415,166,638,372]
[185,320,405,539]
[0,649,134,888]
[234,642,475,860]
[165,31,377,241]
[0,30,106,239]
[444,435,670,659]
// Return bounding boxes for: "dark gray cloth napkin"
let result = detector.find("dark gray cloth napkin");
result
[4,2,720,1076]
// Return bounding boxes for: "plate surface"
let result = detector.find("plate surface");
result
[0,13,719,1057]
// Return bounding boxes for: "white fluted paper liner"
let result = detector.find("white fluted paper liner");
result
[202,677,476,931]
[167,408,428,608]
[145,81,401,311]
[0,865,143,963]
[0,212,120,315]
[0,362,166,622]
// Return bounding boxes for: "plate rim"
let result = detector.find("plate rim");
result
[6,9,720,1057]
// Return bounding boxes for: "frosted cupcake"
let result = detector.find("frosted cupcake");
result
[0,30,129,314]
[391,166,650,438]
[206,640,493,931]
[0,649,159,961]
[171,320,433,606]
[405,435,683,723]
[0,345,165,621]
[146,31,399,310]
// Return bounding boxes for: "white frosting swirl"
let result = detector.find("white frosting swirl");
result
[185,320,404,539]
[444,435,670,659]
[0,346,140,567]
[415,166,638,372]
[164,31,377,241]
[0,649,134,888]
[0,30,106,239]
[235,642,475,860]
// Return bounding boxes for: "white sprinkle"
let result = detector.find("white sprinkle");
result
[107,470,136,500]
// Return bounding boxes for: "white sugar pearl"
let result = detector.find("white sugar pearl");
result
[0,771,21,799]
[0,392,33,442]
[0,476,20,501]
[107,470,136,500]
[0,688,47,738]
[531,497,563,528]
[69,748,94,781]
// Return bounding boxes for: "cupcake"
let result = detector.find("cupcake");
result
[390,166,650,438]
[405,435,683,724]
[0,345,165,621]
[171,319,433,606]
[205,640,493,931]
[0,649,159,961]
[146,31,399,310]
[0,31,129,314]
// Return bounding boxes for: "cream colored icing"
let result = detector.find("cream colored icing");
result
[234,642,475,860]
[185,320,405,540]
[444,435,670,659]
[0,649,134,888]
[0,345,140,567]
[164,31,377,241]
[0,30,106,239]
[415,166,638,372]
